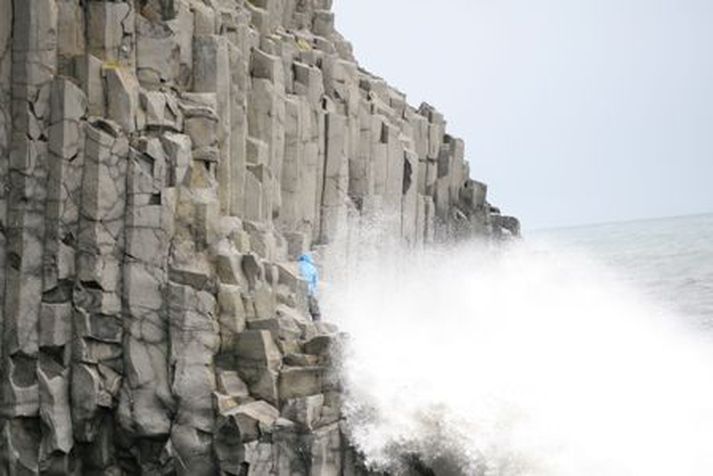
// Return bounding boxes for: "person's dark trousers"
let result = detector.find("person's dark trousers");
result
[308,295,321,322]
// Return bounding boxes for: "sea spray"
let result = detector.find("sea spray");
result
[322,233,713,475]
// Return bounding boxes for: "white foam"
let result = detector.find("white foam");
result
[322,234,713,475]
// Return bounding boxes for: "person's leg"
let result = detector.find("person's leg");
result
[308,295,321,322]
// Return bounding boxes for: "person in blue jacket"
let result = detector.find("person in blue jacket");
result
[298,253,321,321]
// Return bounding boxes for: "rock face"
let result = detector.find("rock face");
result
[0,0,518,474]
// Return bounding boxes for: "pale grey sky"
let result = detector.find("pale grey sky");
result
[334,0,713,229]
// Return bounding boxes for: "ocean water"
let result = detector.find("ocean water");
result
[532,213,713,328]
[325,212,713,475]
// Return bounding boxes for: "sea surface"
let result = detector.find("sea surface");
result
[329,212,713,475]
[532,213,713,328]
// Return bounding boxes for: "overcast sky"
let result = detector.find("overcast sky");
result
[334,0,713,229]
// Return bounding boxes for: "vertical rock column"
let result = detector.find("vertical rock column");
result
[227,8,250,218]
[407,106,432,246]
[132,19,196,465]
[280,95,309,235]
[73,2,137,474]
[320,112,349,243]
[39,78,87,474]
[293,60,324,247]
[167,281,219,475]
[419,104,449,227]
[401,149,419,244]
[194,34,231,215]
[320,52,360,244]
[118,137,174,472]
[1,1,57,473]
[375,116,404,237]
[348,97,376,209]
[86,1,135,71]
[56,0,85,76]
[0,0,12,416]
[160,23,227,472]
[165,138,222,475]
[247,46,286,226]
[72,122,128,475]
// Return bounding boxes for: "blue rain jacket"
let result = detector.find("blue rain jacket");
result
[298,254,319,297]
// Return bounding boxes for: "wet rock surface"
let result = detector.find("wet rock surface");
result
[0,0,518,474]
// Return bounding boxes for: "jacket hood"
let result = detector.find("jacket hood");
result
[298,253,314,264]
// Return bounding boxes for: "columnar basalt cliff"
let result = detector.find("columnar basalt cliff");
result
[0,0,518,474]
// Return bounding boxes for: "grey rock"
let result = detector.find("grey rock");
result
[281,394,324,431]
[74,54,105,117]
[0,0,517,472]
[236,330,282,370]
[217,370,250,402]
[221,400,280,442]
[136,14,180,87]
[87,1,134,65]
[284,352,320,367]
[141,90,182,130]
[279,366,324,401]
[104,67,139,133]
[243,440,274,475]
[303,335,335,356]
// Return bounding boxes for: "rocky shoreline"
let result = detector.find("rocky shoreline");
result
[0,0,517,474]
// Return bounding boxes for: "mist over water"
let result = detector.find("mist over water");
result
[322,227,713,475]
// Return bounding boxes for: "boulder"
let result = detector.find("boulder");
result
[303,335,334,356]
[217,370,251,403]
[222,400,280,442]
[281,394,324,431]
[136,15,180,87]
[248,314,302,343]
[236,330,282,370]
[104,67,138,133]
[279,366,324,401]
[284,353,319,367]
[141,91,182,131]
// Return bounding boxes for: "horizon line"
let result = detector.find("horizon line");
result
[528,210,713,233]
